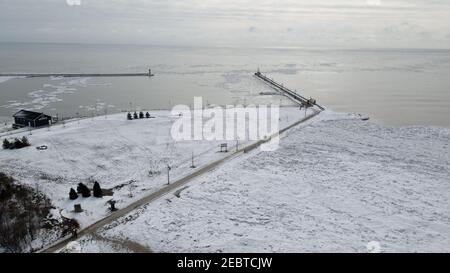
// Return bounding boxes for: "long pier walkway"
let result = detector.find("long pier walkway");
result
[255,71,325,110]
[0,70,154,78]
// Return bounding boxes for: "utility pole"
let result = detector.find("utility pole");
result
[129,184,133,198]
[95,99,99,118]
[191,151,196,168]
[167,165,171,185]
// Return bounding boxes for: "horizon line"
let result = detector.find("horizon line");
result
[0,40,449,52]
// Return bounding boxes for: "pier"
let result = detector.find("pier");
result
[254,70,325,110]
[0,69,154,78]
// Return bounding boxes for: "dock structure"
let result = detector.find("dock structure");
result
[0,69,154,78]
[254,70,325,110]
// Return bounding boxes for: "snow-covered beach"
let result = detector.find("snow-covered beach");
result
[0,106,312,250]
[1,104,449,252]
[1,97,449,253]
[66,110,450,253]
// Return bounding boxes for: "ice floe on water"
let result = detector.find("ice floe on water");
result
[0,77,102,112]
[78,101,115,113]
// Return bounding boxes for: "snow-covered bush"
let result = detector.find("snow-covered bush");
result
[93,181,102,198]
[77,183,91,198]
[21,136,30,147]
[69,188,78,200]
[2,139,10,149]
[2,137,30,150]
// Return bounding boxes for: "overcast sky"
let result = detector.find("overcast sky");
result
[0,0,449,48]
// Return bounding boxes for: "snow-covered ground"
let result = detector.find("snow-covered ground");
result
[0,106,309,250]
[82,110,450,253]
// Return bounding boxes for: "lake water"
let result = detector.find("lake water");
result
[1,42,449,127]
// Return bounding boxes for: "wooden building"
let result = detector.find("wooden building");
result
[13,110,52,128]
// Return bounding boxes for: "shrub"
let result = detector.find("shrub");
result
[21,136,30,147]
[77,183,91,198]
[76,183,84,194]
[13,138,23,149]
[69,188,78,200]
[93,181,102,198]
[3,137,30,150]
[2,139,11,149]
[81,186,91,198]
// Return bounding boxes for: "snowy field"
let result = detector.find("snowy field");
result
[83,110,450,253]
[0,106,309,250]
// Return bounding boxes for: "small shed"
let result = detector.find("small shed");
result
[13,109,52,128]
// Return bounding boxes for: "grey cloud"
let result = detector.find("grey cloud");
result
[0,0,449,48]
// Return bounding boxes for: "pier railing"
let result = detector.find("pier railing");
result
[255,71,325,110]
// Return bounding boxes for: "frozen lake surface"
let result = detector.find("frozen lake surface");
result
[1,43,449,127]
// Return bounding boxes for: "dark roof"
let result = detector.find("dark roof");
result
[13,110,50,120]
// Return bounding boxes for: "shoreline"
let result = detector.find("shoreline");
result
[2,107,450,139]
